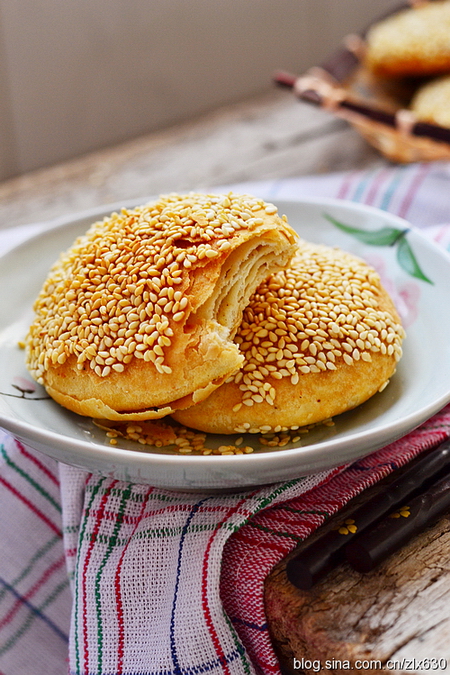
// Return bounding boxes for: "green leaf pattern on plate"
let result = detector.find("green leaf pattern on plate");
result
[324,213,433,284]
[396,236,433,284]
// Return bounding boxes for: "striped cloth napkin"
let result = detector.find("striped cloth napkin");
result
[2,161,450,675]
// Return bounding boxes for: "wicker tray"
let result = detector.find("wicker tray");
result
[275,0,450,163]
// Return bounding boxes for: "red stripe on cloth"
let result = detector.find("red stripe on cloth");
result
[201,492,260,674]
[64,547,78,558]
[89,500,231,526]
[0,555,66,629]
[143,501,233,520]
[81,480,117,674]
[336,170,358,200]
[115,487,154,674]
[432,224,450,245]
[97,500,196,524]
[14,439,60,486]
[0,475,62,536]
[226,527,299,554]
[364,168,390,206]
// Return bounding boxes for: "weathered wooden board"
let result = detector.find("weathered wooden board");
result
[265,497,450,675]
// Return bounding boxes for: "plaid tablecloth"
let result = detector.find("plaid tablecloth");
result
[1,161,450,675]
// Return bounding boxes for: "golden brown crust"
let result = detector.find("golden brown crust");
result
[43,326,240,420]
[171,354,397,434]
[25,192,298,420]
[172,242,405,434]
[365,1,450,78]
[410,74,450,127]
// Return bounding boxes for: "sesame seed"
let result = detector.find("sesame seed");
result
[26,192,296,385]
[228,241,404,409]
[378,379,390,392]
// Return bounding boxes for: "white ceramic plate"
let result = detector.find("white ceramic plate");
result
[1,197,450,491]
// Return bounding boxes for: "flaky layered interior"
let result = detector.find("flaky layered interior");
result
[193,231,296,334]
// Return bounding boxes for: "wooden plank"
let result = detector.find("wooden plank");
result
[265,499,450,675]
[0,89,380,230]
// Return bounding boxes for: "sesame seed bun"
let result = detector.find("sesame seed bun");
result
[410,74,450,127]
[25,192,298,420]
[364,0,450,78]
[172,242,405,434]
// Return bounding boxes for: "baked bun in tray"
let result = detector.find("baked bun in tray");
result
[275,1,450,163]
[365,0,450,78]
[411,73,450,128]
[25,192,298,421]
[172,241,405,434]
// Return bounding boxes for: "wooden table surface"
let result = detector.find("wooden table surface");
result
[0,88,382,231]
[2,88,447,674]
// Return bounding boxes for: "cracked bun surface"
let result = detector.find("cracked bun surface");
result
[25,192,298,420]
[172,242,405,434]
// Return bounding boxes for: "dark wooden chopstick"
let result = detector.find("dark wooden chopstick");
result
[286,438,450,590]
[346,470,450,572]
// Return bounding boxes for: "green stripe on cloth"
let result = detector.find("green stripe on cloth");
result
[73,476,107,674]
[78,511,250,548]
[0,445,61,513]
[350,168,377,203]
[85,483,181,505]
[252,478,304,512]
[94,484,133,673]
[223,611,252,675]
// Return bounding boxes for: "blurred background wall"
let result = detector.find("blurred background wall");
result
[0,0,398,181]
